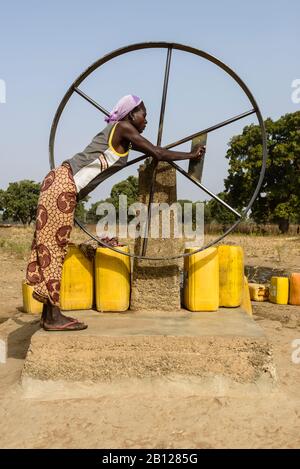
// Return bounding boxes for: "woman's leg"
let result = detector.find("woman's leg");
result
[26,164,87,331]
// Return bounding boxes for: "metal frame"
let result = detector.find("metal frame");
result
[49,42,267,261]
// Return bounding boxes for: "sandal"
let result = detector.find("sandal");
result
[43,320,88,331]
[40,304,79,328]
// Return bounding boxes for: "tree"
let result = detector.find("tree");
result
[0,189,5,222]
[177,199,196,226]
[87,175,139,224]
[86,200,107,224]
[206,193,237,230]
[1,180,41,225]
[177,199,211,229]
[203,200,213,224]
[74,196,90,223]
[110,175,138,211]
[224,111,300,233]
[0,189,5,211]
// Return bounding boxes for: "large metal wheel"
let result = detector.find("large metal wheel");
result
[49,42,267,261]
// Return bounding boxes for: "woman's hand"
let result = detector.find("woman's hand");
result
[190,143,206,160]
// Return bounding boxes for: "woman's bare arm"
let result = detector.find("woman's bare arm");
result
[118,121,205,161]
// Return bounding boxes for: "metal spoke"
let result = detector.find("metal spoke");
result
[73,87,110,117]
[156,47,173,146]
[130,109,256,162]
[165,109,256,150]
[142,47,173,256]
[141,160,158,256]
[73,86,153,175]
[169,160,241,218]
[124,154,147,167]
[73,87,150,171]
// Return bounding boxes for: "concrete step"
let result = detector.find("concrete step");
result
[22,308,277,398]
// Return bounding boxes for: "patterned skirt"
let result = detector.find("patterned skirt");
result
[26,163,77,306]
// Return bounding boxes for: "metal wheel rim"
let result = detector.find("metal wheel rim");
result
[49,42,267,261]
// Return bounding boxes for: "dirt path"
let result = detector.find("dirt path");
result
[0,310,300,448]
[0,228,300,448]
[0,253,26,322]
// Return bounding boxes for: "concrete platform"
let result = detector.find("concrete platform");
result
[21,308,277,397]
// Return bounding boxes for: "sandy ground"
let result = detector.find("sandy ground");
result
[0,227,300,448]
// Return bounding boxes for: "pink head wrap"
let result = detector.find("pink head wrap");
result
[105,95,142,123]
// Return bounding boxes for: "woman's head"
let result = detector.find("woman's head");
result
[126,102,147,133]
[105,95,147,133]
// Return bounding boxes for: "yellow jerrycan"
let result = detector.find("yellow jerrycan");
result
[241,276,253,316]
[184,247,219,312]
[22,281,43,314]
[95,245,130,311]
[218,245,244,307]
[269,276,289,305]
[60,244,93,310]
[248,283,269,301]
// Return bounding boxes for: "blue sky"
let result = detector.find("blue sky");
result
[0,0,299,205]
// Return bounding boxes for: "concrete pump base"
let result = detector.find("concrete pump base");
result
[22,308,277,398]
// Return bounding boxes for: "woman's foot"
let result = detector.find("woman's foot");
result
[40,304,47,328]
[43,304,87,331]
[40,303,79,328]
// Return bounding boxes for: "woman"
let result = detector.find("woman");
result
[26,95,205,331]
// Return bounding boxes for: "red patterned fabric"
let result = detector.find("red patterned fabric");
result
[26,164,77,306]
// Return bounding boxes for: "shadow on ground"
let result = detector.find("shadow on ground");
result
[7,317,40,360]
[245,265,287,283]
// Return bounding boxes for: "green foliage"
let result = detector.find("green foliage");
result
[177,199,210,227]
[109,175,138,210]
[74,195,90,223]
[0,180,90,225]
[87,175,139,223]
[1,180,41,225]
[224,111,300,233]
[177,199,196,225]
[0,189,5,211]
[203,200,213,224]
[205,193,237,227]
[86,200,107,224]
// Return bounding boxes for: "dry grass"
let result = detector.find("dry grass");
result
[0,226,90,260]
[0,226,34,259]
[0,226,299,282]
